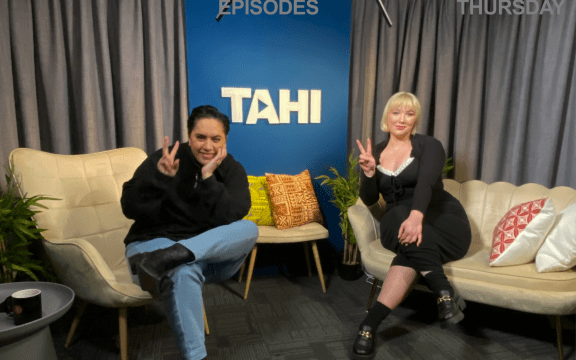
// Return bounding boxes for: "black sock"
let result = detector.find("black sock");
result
[360,302,391,330]
[423,271,453,297]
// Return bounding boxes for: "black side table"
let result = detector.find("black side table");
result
[0,282,74,360]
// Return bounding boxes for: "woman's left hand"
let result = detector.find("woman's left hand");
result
[398,210,424,247]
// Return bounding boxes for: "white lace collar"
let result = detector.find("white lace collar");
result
[377,157,414,177]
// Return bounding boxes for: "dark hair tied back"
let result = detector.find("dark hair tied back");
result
[187,105,230,136]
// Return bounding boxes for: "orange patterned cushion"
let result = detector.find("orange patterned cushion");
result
[265,170,323,230]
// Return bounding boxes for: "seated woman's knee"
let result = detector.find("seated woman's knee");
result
[236,219,259,239]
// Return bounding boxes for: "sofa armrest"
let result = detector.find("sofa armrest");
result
[348,204,380,254]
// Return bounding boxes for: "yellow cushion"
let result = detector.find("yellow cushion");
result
[265,170,323,230]
[243,176,275,226]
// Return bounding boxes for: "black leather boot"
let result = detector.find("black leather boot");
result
[135,243,195,296]
[437,289,466,328]
[352,324,376,360]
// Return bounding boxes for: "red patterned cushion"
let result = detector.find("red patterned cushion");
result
[265,170,323,230]
[490,198,556,266]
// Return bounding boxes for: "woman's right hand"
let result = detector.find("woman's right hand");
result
[157,136,180,177]
[356,138,376,178]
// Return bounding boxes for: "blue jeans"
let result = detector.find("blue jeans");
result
[125,220,259,360]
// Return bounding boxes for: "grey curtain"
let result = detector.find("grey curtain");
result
[0,0,188,193]
[348,0,576,188]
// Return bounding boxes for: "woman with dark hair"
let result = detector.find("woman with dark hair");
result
[121,105,258,360]
[352,92,471,359]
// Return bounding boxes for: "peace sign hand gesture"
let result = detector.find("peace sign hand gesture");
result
[356,138,376,178]
[157,136,180,177]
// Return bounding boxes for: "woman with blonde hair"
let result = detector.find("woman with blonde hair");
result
[352,92,471,359]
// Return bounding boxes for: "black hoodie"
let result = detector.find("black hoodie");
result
[121,143,251,245]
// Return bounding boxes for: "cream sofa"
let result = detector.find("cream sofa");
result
[348,179,576,359]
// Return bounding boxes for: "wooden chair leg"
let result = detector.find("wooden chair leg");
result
[303,242,312,277]
[65,300,88,348]
[119,307,128,360]
[366,278,380,312]
[238,260,246,282]
[243,245,258,300]
[203,302,209,335]
[310,241,326,293]
[556,315,564,360]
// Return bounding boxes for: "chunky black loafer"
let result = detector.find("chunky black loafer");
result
[437,290,466,328]
[352,324,376,360]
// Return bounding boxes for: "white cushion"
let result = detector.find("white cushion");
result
[490,198,556,266]
[536,202,576,272]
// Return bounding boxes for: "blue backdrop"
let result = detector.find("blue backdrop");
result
[185,0,352,263]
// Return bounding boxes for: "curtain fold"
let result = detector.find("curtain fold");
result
[348,0,576,188]
[0,0,188,193]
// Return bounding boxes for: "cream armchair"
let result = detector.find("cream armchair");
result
[10,147,153,360]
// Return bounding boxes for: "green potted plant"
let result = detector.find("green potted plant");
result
[0,165,56,283]
[316,152,362,280]
[443,158,454,177]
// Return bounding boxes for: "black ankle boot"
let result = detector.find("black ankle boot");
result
[136,243,195,296]
[128,253,144,275]
[352,324,376,360]
[437,289,466,328]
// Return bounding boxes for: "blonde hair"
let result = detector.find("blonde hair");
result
[380,92,421,134]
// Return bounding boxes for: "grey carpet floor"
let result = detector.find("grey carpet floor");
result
[52,273,575,360]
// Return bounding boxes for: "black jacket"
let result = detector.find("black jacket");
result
[121,143,251,245]
[359,134,446,214]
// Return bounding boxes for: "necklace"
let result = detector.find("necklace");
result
[388,140,410,151]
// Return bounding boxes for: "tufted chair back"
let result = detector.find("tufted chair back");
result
[9,147,151,307]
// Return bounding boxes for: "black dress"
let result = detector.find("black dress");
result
[359,134,471,272]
